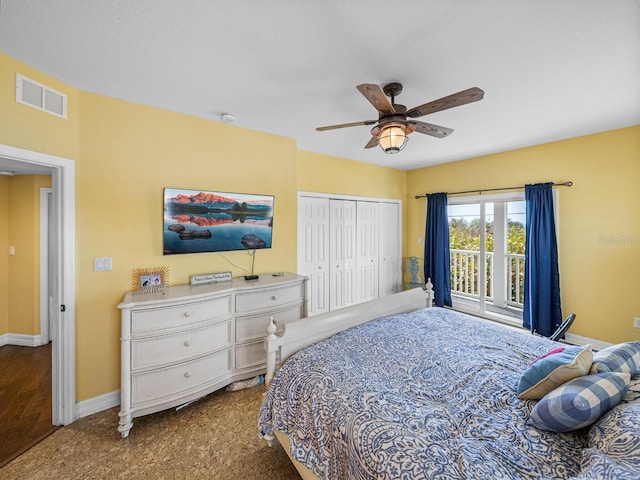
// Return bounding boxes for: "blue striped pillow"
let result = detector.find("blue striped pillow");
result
[590,341,640,376]
[528,372,630,432]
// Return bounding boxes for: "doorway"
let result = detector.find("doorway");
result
[0,144,76,427]
[447,192,525,324]
[0,343,55,466]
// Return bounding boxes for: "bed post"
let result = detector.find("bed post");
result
[265,315,278,386]
[425,278,434,308]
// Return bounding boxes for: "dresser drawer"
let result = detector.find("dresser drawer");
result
[235,340,265,370]
[235,283,304,313]
[235,304,304,342]
[132,349,231,405]
[131,320,231,370]
[131,295,232,334]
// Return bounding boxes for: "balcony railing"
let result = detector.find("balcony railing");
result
[450,249,525,308]
[506,253,525,307]
[450,249,493,300]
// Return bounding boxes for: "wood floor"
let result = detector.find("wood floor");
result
[0,343,56,468]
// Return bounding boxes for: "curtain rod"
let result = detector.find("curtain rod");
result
[414,181,573,199]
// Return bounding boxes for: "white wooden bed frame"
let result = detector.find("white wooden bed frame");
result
[262,282,434,478]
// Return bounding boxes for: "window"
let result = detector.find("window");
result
[448,192,526,323]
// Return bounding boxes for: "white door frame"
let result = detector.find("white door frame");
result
[40,187,52,344]
[0,144,76,426]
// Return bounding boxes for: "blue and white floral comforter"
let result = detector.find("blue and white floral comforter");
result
[259,307,587,479]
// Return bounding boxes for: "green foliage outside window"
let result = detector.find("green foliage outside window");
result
[449,218,526,304]
[448,218,525,253]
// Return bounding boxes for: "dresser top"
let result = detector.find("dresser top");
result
[118,272,306,309]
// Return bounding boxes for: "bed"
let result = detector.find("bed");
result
[259,288,640,479]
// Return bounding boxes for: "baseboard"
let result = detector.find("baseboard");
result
[564,333,612,351]
[76,390,120,419]
[0,333,43,347]
[473,314,613,351]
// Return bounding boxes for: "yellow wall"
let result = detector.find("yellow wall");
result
[0,51,78,337]
[297,150,407,200]
[0,53,80,159]
[407,126,640,344]
[0,175,52,336]
[296,150,409,250]
[6,175,52,335]
[0,175,8,334]
[1,49,638,404]
[74,92,302,398]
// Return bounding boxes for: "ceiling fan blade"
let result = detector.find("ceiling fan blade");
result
[364,136,379,149]
[356,84,396,116]
[406,87,484,118]
[316,120,377,131]
[409,120,454,138]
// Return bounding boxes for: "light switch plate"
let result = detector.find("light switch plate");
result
[95,257,112,271]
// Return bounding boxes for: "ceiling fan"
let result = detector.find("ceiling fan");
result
[316,82,484,154]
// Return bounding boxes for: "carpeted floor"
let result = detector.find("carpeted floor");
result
[0,384,300,480]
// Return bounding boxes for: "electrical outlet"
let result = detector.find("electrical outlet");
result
[634,317,640,329]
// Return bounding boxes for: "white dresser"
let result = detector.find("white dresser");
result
[117,273,308,437]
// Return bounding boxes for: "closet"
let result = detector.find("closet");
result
[297,193,402,316]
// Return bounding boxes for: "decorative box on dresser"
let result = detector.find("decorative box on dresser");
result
[117,272,308,438]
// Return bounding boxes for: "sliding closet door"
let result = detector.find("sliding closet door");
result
[298,193,402,316]
[379,202,402,296]
[298,196,330,315]
[356,201,379,304]
[329,200,357,311]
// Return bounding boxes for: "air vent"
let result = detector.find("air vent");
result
[16,74,67,118]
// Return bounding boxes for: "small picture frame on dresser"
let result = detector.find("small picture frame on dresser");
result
[132,266,169,294]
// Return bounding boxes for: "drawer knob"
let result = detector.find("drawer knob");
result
[183,311,192,317]
[184,371,191,378]
[271,295,278,301]
[184,340,191,347]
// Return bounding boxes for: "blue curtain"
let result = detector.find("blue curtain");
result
[424,193,452,307]
[523,183,562,337]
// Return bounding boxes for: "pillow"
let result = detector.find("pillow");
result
[517,344,593,399]
[590,341,640,376]
[528,372,630,432]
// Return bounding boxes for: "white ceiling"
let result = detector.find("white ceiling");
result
[0,0,639,174]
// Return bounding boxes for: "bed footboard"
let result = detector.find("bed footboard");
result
[265,282,433,385]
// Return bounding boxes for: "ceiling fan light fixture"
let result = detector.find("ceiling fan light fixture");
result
[378,123,410,154]
[316,82,484,153]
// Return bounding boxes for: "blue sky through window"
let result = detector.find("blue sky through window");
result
[448,201,525,226]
